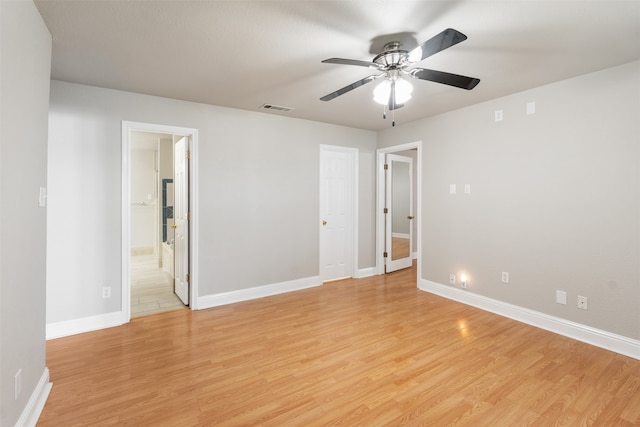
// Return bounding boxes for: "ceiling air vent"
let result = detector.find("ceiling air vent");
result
[260,103,294,112]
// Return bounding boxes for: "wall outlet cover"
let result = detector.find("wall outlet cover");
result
[102,286,111,299]
[578,295,588,310]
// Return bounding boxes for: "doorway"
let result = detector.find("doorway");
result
[122,122,199,322]
[376,141,422,281]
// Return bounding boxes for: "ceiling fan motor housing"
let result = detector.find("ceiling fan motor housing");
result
[373,41,409,69]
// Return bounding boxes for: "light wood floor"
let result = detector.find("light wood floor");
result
[39,265,640,426]
[131,254,186,318]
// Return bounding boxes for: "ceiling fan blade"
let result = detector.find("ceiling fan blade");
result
[408,28,468,62]
[410,68,480,90]
[322,58,382,69]
[320,74,381,101]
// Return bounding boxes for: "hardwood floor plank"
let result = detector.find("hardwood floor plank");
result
[38,265,640,426]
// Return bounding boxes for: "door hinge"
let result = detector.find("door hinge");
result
[383,208,388,214]
[186,273,190,282]
[186,212,190,221]
[186,150,191,159]
[383,252,388,258]
[384,163,388,170]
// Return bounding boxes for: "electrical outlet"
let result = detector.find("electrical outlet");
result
[460,275,467,289]
[578,295,588,310]
[15,369,22,400]
[501,272,510,284]
[449,274,456,285]
[495,110,503,122]
[102,286,111,299]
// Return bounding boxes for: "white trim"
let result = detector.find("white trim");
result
[419,279,640,360]
[392,232,410,239]
[319,145,359,280]
[15,368,52,427]
[376,141,423,282]
[46,311,125,340]
[355,267,376,278]
[197,276,321,309]
[121,121,200,318]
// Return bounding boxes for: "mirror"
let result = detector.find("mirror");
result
[391,160,411,260]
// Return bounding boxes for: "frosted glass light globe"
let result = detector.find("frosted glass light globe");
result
[373,79,413,105]
[373,80,391,105]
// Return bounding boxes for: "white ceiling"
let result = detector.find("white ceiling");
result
[35,0,640,131]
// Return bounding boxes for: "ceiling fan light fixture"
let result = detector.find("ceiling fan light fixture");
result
[373,78,413,105]
[373,80,391,104]
[407,46,422,63]
[394,78,413,103]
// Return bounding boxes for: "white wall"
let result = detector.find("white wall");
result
[159,137,173,244]
[47,81,377,324]
[378,61,640,342]
[130,147,156,251]
[0,1,51,425]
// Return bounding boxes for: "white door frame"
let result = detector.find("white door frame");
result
[376,141,422,283]
[121,121,199,322]
[319,144,358,281]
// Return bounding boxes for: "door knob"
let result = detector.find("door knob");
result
[322,220,327,225]
[407,216,414,220]
[170,224,177,229]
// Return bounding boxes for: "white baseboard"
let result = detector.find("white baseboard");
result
[197,276,321,309]
[392,232,410,239]
[420,279,640,360]
[15,367,52,427]
[46,311,125,340]
[355,267,375,278]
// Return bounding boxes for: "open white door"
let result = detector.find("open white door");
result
[385,154,413,273]
[319,146,356,282]
[173,136,189,305]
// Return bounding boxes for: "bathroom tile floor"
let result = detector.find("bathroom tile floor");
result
[130,254,186,318]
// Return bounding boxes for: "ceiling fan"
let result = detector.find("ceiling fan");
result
[320,28,480,125]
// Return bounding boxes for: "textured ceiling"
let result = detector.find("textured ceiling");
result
[35,0,640,131]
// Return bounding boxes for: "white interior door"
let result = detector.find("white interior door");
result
[319,146,355,281]
[173,136,189,305]
[385,154,413,273]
